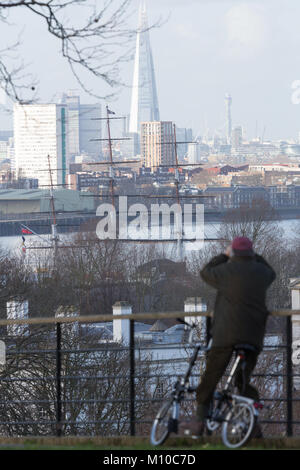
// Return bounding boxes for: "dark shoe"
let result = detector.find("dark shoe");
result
[167,417,178,433]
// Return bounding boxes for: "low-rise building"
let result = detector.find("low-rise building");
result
[0,188,95,215]
[204,186,234,209]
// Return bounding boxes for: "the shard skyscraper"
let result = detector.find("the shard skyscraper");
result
[129,1,160,134]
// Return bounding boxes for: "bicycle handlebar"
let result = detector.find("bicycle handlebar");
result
[176,317,194,328]
[204,338,213,351]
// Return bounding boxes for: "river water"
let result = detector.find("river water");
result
[1,219,298,256]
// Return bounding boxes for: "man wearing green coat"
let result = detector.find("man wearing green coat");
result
[191,236,276,436]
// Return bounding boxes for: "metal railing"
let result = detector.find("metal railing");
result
[0,309,299,438]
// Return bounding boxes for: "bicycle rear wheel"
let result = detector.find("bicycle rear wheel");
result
[150,400,176,446]
[221,402,256,449]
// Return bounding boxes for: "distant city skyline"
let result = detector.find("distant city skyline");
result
[1,0,300,140]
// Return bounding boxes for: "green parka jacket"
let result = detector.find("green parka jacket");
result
[200,253,276,350]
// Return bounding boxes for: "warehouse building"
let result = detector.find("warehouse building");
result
[0,189,95,215]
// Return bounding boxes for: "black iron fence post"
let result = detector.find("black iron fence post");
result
[286,315,293,437]
[129,319,135,436]
[56,322,62,437]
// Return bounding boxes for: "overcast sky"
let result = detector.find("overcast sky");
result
[1,0,300,141]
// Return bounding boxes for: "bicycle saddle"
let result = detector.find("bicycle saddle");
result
[233,343,258,354]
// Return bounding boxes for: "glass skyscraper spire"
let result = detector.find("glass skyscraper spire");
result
[129,1,160,134]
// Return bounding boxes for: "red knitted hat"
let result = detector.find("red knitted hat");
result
[231,237,254,256]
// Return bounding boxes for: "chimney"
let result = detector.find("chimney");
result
[6,300,29,337]
[184,297,207,341]
[55,306,79,337]
[0,340,5,367]
[113,301,132,344]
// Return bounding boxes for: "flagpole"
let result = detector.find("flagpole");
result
[47,154,59,258]
[173,124,184,262]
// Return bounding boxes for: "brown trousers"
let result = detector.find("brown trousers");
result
[196,346,260,420]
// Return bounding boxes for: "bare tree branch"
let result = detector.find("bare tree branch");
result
[0,0,160,102]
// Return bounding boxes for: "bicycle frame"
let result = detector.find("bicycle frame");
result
[223,352,244,392]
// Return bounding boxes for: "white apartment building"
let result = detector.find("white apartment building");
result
[141,121,175,171]
[14,104,68,188]
[187,142,201,164]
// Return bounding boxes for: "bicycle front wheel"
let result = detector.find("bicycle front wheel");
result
[221,402,256,449]
[150,400,177,446]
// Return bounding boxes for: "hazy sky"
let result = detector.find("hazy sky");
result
[1,0,300,141]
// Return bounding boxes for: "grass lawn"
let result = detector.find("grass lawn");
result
[0,436,297,450]
[0,441,290,450]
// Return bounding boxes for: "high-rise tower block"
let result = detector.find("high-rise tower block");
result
[129,1,160,134]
